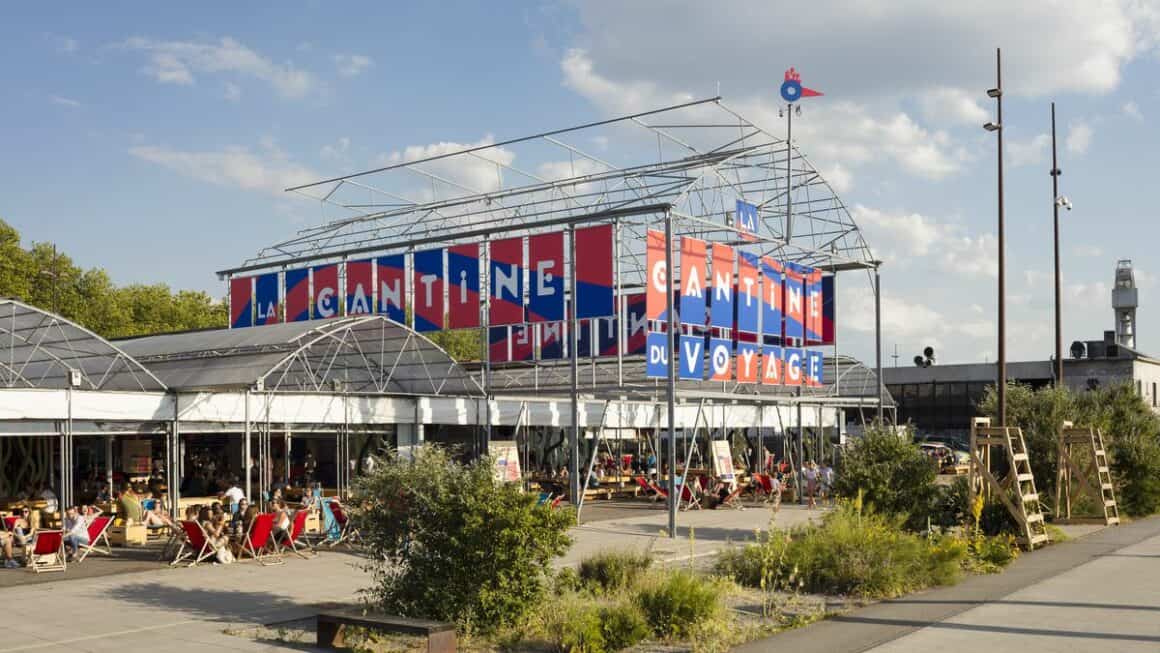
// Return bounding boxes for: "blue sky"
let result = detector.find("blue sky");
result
[3,1,1159,366]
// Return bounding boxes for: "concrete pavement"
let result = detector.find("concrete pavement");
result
[739,515,1160,653]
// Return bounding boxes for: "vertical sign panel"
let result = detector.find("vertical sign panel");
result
[489,326,510,363]
[448,244,481,329]
[345,259,374,316]
[626,293,647,355]
[646,230,668,321]
[577,320,593,358]
[646,332,668,378]
[489,237,524,326]
[709,337,732,381]
[784,263,805,344]
[709,243,735,329]
[597,318,618,357]
[761,345,783,385]
[821,275,835,345]
[528,232,564,322]
[761,256,784,342]
[735,199,759,242]
[737,252,760,333]
[736,342,759,383]
[784,347,804,386]
[806,350,825,387]
[805,267,823,344]
[376,255,406,324]
[511,324,534,361]
[284,268,310,322]
[254,272,280,325]
[575,225,614,318]
[229,277,253,329]
[312,264,341,319]
[679,236,707,326]
[413,248,444,332]
[538,322,566,360]
[678,334,704,380]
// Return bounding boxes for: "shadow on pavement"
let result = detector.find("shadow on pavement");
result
[106,582,340,624]
[827,615,1160,643]
[881,598,1160,613]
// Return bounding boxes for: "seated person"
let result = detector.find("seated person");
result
[62,506,90,561]
[116,484,171,528]
[8,507,34,547]
[1,530,21,568]
[271,500,293,545]
[586,469,601,489]
[228,499,250,536]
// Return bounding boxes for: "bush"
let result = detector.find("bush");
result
[554,567,583,594]
[548,598,606,653]
[353,446,574,634]
[598,603,651,651]
[1108,435,1160,516]
[635,570,724,639]
[967,533,1019,573]
[579,550,653,594]
[834,424,938,530]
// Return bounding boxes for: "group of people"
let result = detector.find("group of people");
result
[2,503,101,567]
[798,460,836,509]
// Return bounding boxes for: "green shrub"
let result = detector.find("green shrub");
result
[967,533,1019,573]
[1109,435,1160,516]
[548,598,606,652]
[554,567,583,594]
[353,446,574,634]
[579,550,653,594]
[713,544,765,588]
[635,570,724,639]
[834,424,938,530]
[598,602,651,650]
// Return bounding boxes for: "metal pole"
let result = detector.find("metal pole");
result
[614,218,624,388]
[243,390,252,502]
[569,225,582,505]
[1051,101,1063,386]
[664,210,678,537]
[785,104,794,241]
[483,235,492,457]
[875,267,883,422]
[996,48,1008,425]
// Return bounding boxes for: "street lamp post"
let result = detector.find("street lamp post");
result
[1050,103,1065,386]
[984,48,1007,425]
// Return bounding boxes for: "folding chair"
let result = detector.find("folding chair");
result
[634,476,658,500]
[326,501,361,546]
[29,531,66,573]
[679,484,702,511]
[718,483,746,510]
[536,492,554,506]
[170,520,217,567]
[239,513,283,566]
[276,510,314,559]
[76,516,113,562]
[749,473,771,503]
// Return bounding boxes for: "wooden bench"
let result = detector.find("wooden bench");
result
[316,609,456,652]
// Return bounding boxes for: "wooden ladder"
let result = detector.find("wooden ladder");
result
[969,417,1050,550]
[1056,423,1120,526]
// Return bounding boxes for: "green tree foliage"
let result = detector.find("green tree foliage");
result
[0,218,226,338]
[353,446,574,634]
[833,423,938,530]
[980,381,1160,517]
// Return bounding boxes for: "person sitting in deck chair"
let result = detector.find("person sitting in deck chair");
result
[117,484,172,528]
[1,530,21,568]
[62,506,90,562]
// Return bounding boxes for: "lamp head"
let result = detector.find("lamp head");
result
[1055,195,1073,211]
[986,88,1002,98]
[983,122,1001,132]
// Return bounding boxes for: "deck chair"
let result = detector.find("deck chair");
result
[276,510,314,559]
[170,520,218,567]
[29,531,66,573]
[634,476,657,500]
[76,516,113,562]
[326,501,361,546]
[717,483,746,510]
[749,473,772,503]
[239,513,283,566]
[679,484,702,511]
[537,492,554,506]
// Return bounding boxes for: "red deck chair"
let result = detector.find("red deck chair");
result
[76,516,113,562]
[239,513,283,565]
[634,476,660,501]
[2,516,17,531]
[718,482,746,510]
[679,484,702,511]
[328,501,361,546]
[749,473,771,503]
[277,510,314,559]
[29,530,66,573]
[170,520,217,567]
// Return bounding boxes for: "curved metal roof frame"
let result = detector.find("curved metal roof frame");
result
[118,316,482,396]
[0,299,167,392]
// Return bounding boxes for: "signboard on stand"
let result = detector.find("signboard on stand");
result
[490,440,522,484]
[710,440,735,483]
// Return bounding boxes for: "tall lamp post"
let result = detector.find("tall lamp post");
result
[983,48,1007,425]
[1050,102,1072,386]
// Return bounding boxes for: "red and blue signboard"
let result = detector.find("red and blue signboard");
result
[626,293,647,355]
[710,244,734,329]
[679,236,707,326]
[345,259,374,316]
[822,275,835,345]
[413,248,444,332]
[576,320,592,358]
[538,322,566,360]
[448,244,481,329]
[762,346,782,385]
[229,277,253,329]
[736,342,759,384]
[784,263,805,344]
[678,334,704,380]
[488,326,510,363]
[784,347,804,386]
[735,199,758,243]
[376,255,406,324]
[780,67,823,103]
[528,232,564,322]
[254,272,280,325]
[312,264,341,319]
[284,268,310,322]
[489,237,524,326]
[511,324,534,361]
[646,230,669,322]
[709,337,732,381]
[646,332,668,378]
[761,256,783,342]
[597,318,618,356]
[737,252,760,333]
[575,225,614,319]
[805,268,823,344]
[806,350,824,387]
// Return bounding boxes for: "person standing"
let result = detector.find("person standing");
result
[802,461,818,510]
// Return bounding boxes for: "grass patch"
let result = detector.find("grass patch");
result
[578,550,653,594]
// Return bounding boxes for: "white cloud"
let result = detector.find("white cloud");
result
[1023,269,1051,288]
[1071,244,1103,258]
[1066,121,1093,154]
[49,95,81,108]
[822,162,853,193]
[918,87,988,125]
[320,137,351,161]
[852,204,995,278]
[1067,281,1109,308]
[333,54,374,78]
[129,143,318,196]
[841,286,992,341]
[223,82,242,102]
[120,37,315,98]
[53,35,78,54]
[1122,101,1143,121]
[375,137,517,196]
[1007,133,1051,167]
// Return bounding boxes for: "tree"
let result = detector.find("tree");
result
[834,423,938,530]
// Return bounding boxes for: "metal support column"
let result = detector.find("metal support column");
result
[664,210,678,537]
[874,266,884,423]
[568,224,582,505]
[243,389,252,502]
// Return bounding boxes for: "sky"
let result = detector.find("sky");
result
[2,1,1160,367]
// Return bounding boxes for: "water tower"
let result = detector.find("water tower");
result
[1113,259,1137,349]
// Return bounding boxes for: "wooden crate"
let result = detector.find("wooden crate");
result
[109,524,148,547]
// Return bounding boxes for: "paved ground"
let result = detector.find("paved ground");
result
[0,500,807,652]
[740,515,1160,653]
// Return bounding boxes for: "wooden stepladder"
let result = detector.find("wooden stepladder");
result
[969,417,1050,549]
[1055,421,1120,526]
